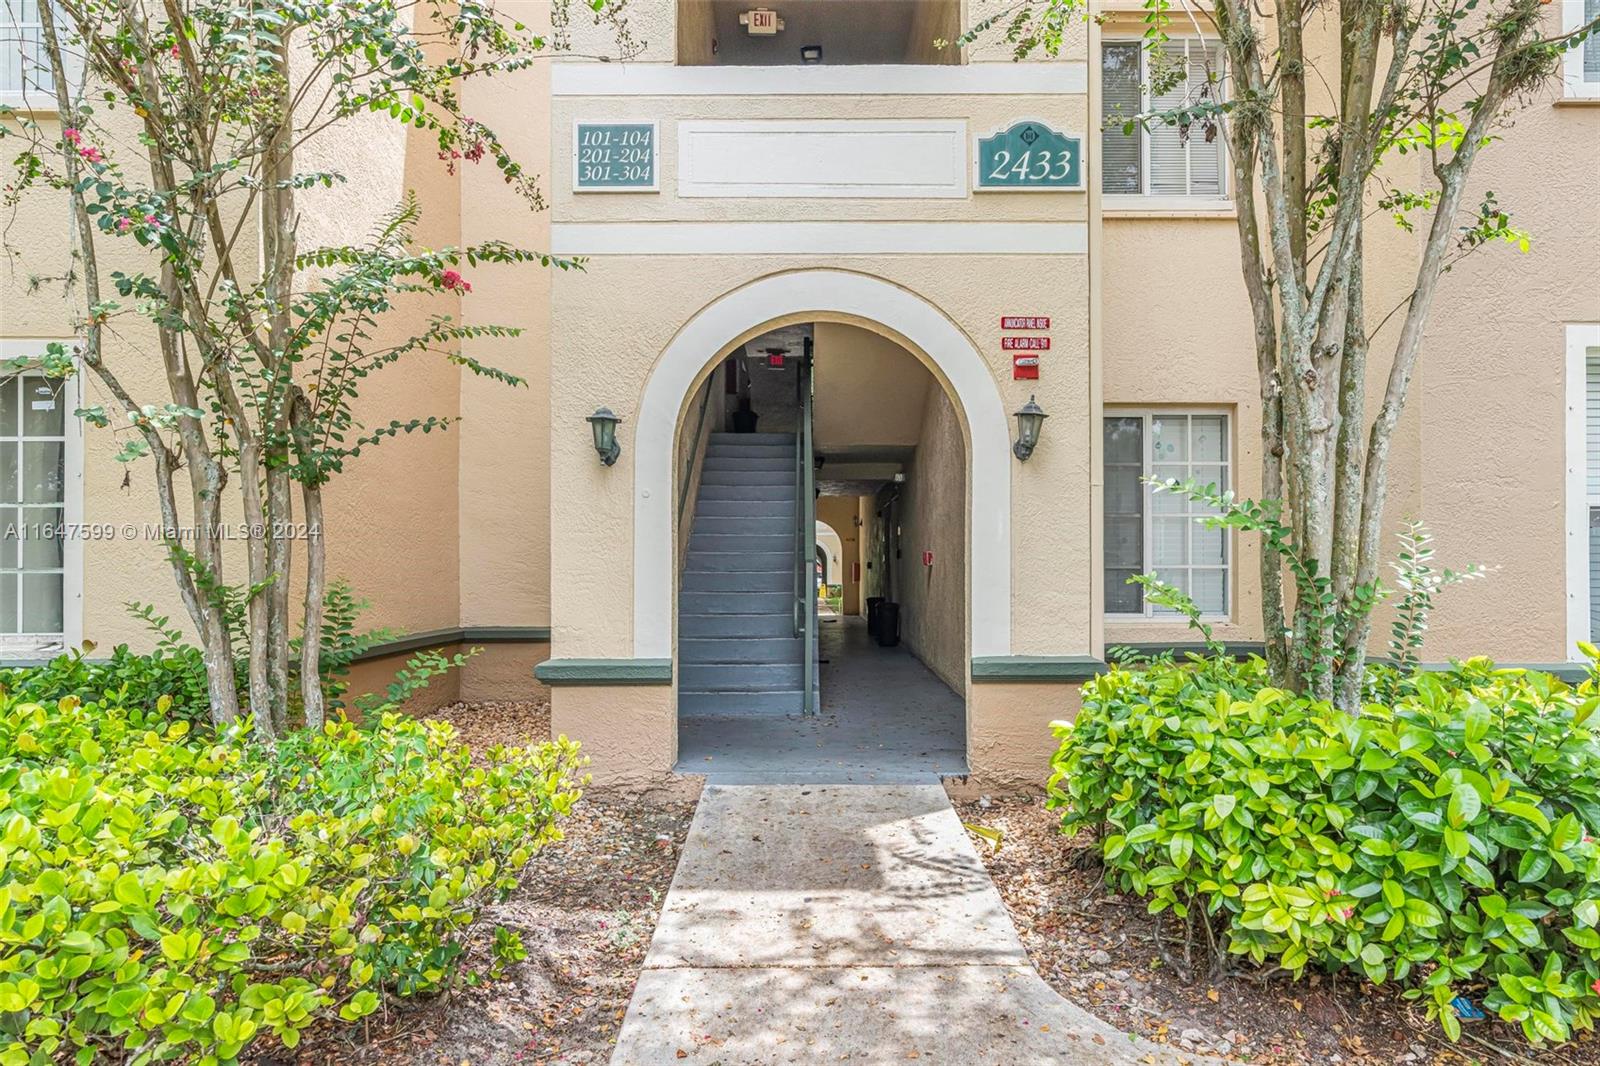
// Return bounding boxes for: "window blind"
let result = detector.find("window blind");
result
[1101,42,1143,195]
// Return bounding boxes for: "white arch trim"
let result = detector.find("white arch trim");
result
[634,270,1012,659]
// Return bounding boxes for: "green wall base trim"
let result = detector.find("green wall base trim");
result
[970,656,1108,682]
[350,626,551,663]
[533,658,673,686]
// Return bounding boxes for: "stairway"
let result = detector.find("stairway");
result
[679,432,814,716]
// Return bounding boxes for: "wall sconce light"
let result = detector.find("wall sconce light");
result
[587,407,621,466]
[1012,395,1048,461]
[800,44,823,63]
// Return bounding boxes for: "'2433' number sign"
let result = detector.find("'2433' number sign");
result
[975,121,1084,191]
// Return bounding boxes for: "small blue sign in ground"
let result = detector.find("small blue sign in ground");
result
[574,122,658,191]
[975,121,1084,191]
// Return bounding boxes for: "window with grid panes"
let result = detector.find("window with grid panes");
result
[0,374,67,641]
[1103,412,1230,617]
[1,0,80,101]
[1101,38,1227,198]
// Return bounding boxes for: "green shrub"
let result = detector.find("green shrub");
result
[1049,654,1600,1044]
[0,643,209,724]
[0,692,583,1063]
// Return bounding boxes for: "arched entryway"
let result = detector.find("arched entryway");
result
[634,269,1012,661]
[635,270,1011,779]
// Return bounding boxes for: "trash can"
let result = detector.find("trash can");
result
[866,596,885,639]
[875,601,900,647]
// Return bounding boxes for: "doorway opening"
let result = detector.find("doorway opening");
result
[674,318,968,782]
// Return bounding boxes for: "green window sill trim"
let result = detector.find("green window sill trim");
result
[970,656,1108,682]
[533,658,673,686]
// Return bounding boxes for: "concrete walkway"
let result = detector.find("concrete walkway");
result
[676,617,967,784]
[612,784,1204,1065]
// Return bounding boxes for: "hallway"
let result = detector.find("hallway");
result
[676,616,967,783]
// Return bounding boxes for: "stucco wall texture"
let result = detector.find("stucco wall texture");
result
[897,386,969,694]
[3,0,1596,790]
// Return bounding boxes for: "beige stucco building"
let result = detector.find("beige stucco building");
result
[1,0,1597,791]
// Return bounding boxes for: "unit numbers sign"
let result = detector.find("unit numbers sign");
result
[573,122,658,192]
[975,121,1084,191]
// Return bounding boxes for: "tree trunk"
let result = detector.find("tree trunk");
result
[292,390,327,731]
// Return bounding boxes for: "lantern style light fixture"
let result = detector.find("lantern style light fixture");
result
[1012,395,1048,461]
[587,407,621,466]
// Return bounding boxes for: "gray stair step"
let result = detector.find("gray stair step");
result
[682,550,792,572]
[690,517,793,537]
[681,591,791,615]
[709,432,793,446]
[678,690,804,717]
[702,455,795,472]
[690,533,793,553]
[698,469,794,487]
[680,613,794,639]
[697,483,794,502]
[679,637,802,664]
[681,662,804,691]
[681,569,791,593]
[695,499,797,519]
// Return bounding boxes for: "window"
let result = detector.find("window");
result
[1104,411,1230,617]
[1568,326,1600,658]
[0,371,74,652]
[1562,0,1600,98]
[1102,38,1228,200]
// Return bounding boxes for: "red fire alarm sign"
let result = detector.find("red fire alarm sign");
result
[1002,336,1050,351]
[1013,354,1040,380]
[1000,316,1050,330]
[922,549,934,567]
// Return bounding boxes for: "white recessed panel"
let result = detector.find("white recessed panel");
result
[677,120,968,199]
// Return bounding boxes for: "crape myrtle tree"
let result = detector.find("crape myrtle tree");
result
[0,0,632,738]
[968,0,1598,708]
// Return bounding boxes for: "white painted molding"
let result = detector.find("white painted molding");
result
[0,338,84,657]
[553,62,1088,97]
[633,270,1013,659]
[1561,0,1600,99]
[552,221,1088,256]
[1567,324,1600,660]
[678,119,968,199]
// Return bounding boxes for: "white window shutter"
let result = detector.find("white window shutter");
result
[1587,0,1600,81]
[1186,42,1225,196]
[1147,43,1192,195]
[1101,42,1144,194]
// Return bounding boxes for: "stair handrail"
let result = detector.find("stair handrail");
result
[676,377,717,528]
[801,352,816,715]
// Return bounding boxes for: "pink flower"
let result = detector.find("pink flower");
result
[1341,907,1353,921]
[170,44,180,58]
[441,269,471,294]
[62,127,81,144]
[116,217,131,232]
[79,146,103,164]
[144,214,158,225]
[1593,978,1600,996]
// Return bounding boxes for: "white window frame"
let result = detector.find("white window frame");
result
[1104,407,1233,622]
[1100,35,1232,211]
[1566,325,1600,660]
[0,339,83,660]
[1562,0,1600,99]
[0,0,75,111]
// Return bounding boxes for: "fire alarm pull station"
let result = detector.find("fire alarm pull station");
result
[922,550,934,567]
[740,8,783,34]
[1012,354,1040,380]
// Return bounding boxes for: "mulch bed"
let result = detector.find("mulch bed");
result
[288,699,698,1066]
[957,794,1600,1066]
